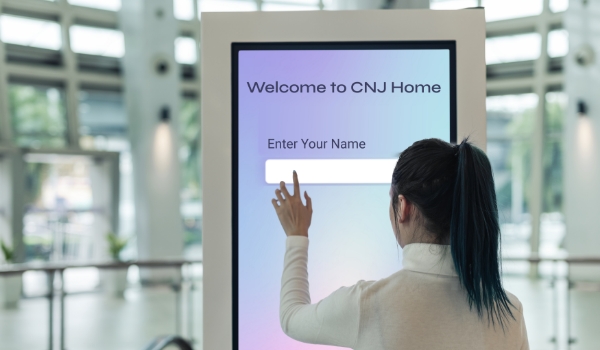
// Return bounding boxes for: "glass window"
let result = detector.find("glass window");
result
[9,84,68,148]
[262,3,319,11]
[544,92,566,136]
[174,0,196,20]
[70,25,125,58]
[541,92,567,256]
[78,89,127,143]
[482,0,543,22]
[550,0,568,12]
[321,0,334,9]
[486,33,541,64]
[77,89,136,260]
[180,96,202,251]
[175,37,198,64]
[68,0,121,11]
[198,0,257,16]
[0,15,62,50]
[22,157,95,263]
[265,0,319,3]
[487,94,538,262]
[548,29,569,58]
[0,164,8,255]
[430,0,478,10]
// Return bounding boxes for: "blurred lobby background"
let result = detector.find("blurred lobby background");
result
[0,0,598,349]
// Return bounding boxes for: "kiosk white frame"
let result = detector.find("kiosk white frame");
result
[201,9,486,349]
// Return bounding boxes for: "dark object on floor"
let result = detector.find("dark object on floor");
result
[144,335,194,350]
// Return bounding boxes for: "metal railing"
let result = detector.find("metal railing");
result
[0,259,202,350]
[2,255,600,350]
[502,255,600,350]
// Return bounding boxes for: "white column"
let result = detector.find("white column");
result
[564,0,600,280]
[0,0,15,261]
[0,154,11,261]
[0,151,25,263]
[0,0,12,145]
[528,0,551,277]
[89,154,120,261]
[120,0,183,281]
[58,0,81,149]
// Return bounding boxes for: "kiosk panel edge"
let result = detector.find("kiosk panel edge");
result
[202,9,485,350]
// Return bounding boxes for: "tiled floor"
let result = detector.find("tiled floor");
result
[0,284,203,350]
[0,276,599,350]
[502,277,600,350]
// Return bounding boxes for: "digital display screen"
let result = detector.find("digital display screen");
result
[233,42,456,349]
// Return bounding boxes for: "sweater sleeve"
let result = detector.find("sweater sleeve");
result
[519,304,529,350]
[280,236,366,348]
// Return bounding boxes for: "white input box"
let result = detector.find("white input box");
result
[265,159,398,184]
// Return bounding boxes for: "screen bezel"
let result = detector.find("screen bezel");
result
[231,41,457,349]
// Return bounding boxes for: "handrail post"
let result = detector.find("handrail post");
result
[173,266,182,336]
[187,263,195,344]
[566,263,575,349]
[59,269,66,350]
[47,270,55,350]
[550,260,558,350]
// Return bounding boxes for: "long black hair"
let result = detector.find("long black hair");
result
[391,138,514,327]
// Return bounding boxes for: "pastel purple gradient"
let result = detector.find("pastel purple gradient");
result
[237,48,450,349]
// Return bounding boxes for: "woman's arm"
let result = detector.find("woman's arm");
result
[272,172,365,347]
[280,236,364,348]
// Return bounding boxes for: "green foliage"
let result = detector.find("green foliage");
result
[506,108,535,214]
[1,240,14,263]
[180,98,202,202]
[542,98,566,212]
[8,84,67,148]
[180,98,202,246]
[505,95,565,215]
[106,232,128,261]
[23,235,53,261]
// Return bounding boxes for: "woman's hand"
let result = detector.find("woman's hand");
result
[271,171,313,237]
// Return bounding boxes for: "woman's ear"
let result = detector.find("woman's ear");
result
[398,194,411,223]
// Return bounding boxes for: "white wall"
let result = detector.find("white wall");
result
[564,0,600,280]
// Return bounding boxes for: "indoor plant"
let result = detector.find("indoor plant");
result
[102,233,129,297]
[0,240,22,308]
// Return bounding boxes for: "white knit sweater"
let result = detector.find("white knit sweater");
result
[280,236,529,349]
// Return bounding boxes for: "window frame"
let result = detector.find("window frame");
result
[0,0,566,271]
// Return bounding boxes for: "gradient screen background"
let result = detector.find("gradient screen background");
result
[233,42,456,350]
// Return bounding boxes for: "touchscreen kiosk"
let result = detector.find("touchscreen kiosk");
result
[202,10,486,350]
[234,42,455,350]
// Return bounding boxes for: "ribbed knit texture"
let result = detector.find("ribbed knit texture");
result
[280,237,529,350]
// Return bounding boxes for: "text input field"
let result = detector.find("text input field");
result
[265,159,397,184]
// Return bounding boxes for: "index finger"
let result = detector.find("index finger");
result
[293,170,300,197]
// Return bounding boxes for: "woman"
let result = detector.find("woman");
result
[271,138,529,349]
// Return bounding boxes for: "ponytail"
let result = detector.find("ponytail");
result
[391,138,514,328]
[450,140,514,327]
